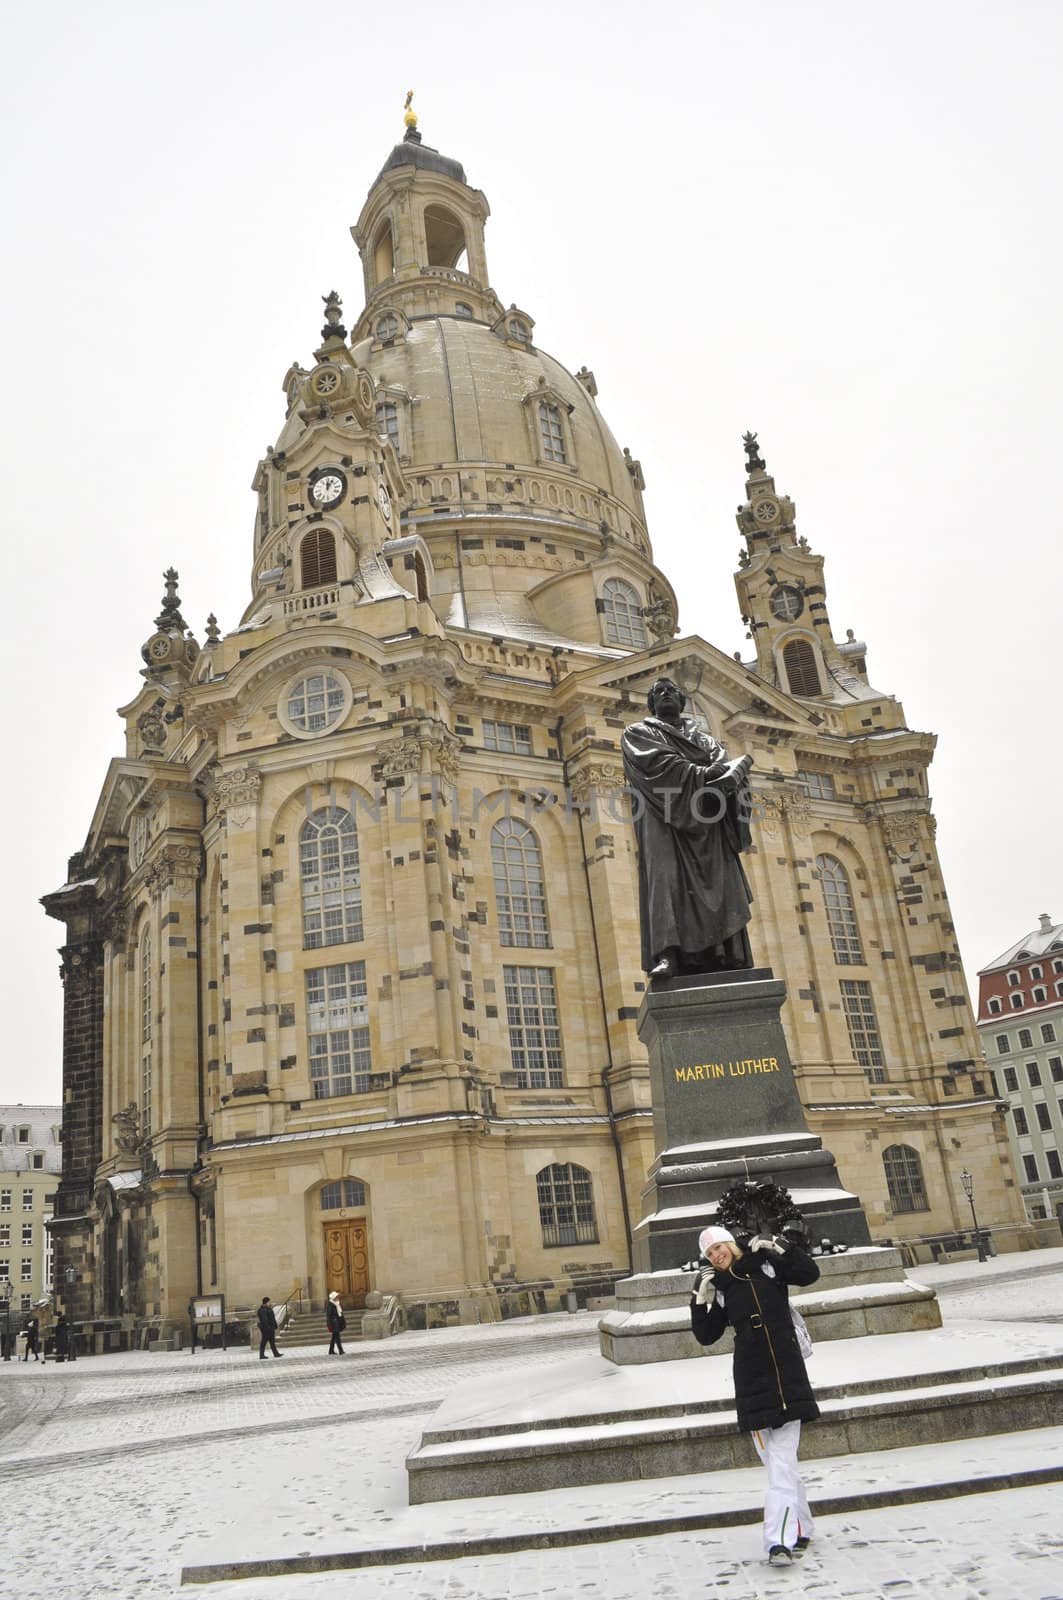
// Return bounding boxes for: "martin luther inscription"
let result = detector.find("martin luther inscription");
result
[674,1056,780,1082]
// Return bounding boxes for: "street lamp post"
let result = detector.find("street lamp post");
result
[63,1266,78,1361]
[0,1279,10,1361]
[960,1168,988,1263]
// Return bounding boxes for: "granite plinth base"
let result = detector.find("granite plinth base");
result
[633,972,871,1272]
[634,1132,871,1273]
[600,1246,940,1365]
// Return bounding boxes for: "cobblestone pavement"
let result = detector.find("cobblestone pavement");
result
[2,1263,1063,1599]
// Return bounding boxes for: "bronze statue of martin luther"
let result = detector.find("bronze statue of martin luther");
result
[621,677,755,981]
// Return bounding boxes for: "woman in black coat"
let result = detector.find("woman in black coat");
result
[326,1291,346,1355]
[690,1224,820,1566]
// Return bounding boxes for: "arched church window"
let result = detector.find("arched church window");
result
[602,578,647,649]
[300,807,363,949]
[376,401,400,452]
[300,528,337,590]
[455,302,474,318]
[815,854,864,965]
[140,927,153,1138]
[492,818,550,948]
[320,1178,366,1210]
[783,638,822,697]
[536,1163,598,1247]
[882,1145,929,1213]
[424,204,467,270]
[376,313,399,342]
[373,222,394,284]
[538,401,567,464]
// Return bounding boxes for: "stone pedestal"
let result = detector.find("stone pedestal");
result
[632,969,870,1273]
[600,1246,940,1364]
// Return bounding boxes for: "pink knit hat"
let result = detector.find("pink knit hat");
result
[699,1225,737,1254]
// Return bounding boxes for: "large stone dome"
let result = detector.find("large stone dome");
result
[361,315,647,545]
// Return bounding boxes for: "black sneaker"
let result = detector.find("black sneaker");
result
[768,1545,793,1566]
[793,1537,811,1558]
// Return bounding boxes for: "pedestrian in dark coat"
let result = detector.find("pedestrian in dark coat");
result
[22,1314,40,1361]
[326,1291,346,1355]
[257,1297,283,1359]
[691,1224,820,1566]
[53,1313,70,1361]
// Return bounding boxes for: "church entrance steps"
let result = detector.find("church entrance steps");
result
[181,1424,1063,1584]
[405,1321,1063,1503]
[279,1310,365,1347]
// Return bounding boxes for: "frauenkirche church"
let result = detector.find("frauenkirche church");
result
[43,109,1030,1338]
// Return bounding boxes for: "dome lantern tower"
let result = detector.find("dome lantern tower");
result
[351,106,500,334]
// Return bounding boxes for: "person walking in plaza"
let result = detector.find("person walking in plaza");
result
[22,1313,40,1362]
[257,1296,283,1359]
[690,1224,820,1566]
[326,1290,346,1355]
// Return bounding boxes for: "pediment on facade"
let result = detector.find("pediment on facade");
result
[559,636,816,736]
[190,624,467,728]
[85,760,151,855]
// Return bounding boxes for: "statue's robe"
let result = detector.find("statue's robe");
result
[621,714,754,973]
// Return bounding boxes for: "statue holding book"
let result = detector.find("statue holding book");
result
[621,676,755,980]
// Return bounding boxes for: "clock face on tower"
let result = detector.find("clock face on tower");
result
[754,499,779,523]
[309,469,345,510]
[377,483,392,523]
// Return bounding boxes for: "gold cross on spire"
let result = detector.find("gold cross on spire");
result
[404,89,417,130]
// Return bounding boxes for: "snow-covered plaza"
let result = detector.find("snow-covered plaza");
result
[3,1251,1063,1600]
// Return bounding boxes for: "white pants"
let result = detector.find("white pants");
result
[751,1421,814,1553]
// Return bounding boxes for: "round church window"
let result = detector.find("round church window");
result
[280,670,351,737]
[770,585,804,621]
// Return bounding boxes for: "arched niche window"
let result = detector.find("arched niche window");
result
[424,204,467,270]
[300,807,363,949]
[300,528,337,590]
[455,301,474,318]
[536,1163,598,1247]
[376,313,399,342]
[320,1178,366,1211]
[376,400,400,453]
[140,926,153,1138]
[882,1145,929,1213]
[492,819,550,948]
[783,637,822,697]
[815,854,864,965]
[538,400,566,463]
[373,221,394,284]
[601,578,647,649]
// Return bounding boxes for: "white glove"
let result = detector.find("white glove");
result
[694,1273,715,1305]
[748,1234,786,1254]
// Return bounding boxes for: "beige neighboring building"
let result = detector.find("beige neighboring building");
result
[42,116,1032,1339]
[0,1106,61,1313]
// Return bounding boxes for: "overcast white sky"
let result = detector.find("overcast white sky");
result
[2,1,1061,1105]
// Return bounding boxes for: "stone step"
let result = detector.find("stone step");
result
[406,1352,1063,1503]
[279,1310,365,1346]
[419,1348,1063,1446]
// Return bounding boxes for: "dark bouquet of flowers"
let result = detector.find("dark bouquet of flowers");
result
[715,1179,807,1245]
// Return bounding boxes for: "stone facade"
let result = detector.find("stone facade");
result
[42,122,1032,1336]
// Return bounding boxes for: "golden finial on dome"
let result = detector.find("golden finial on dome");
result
[404,89,417,130]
